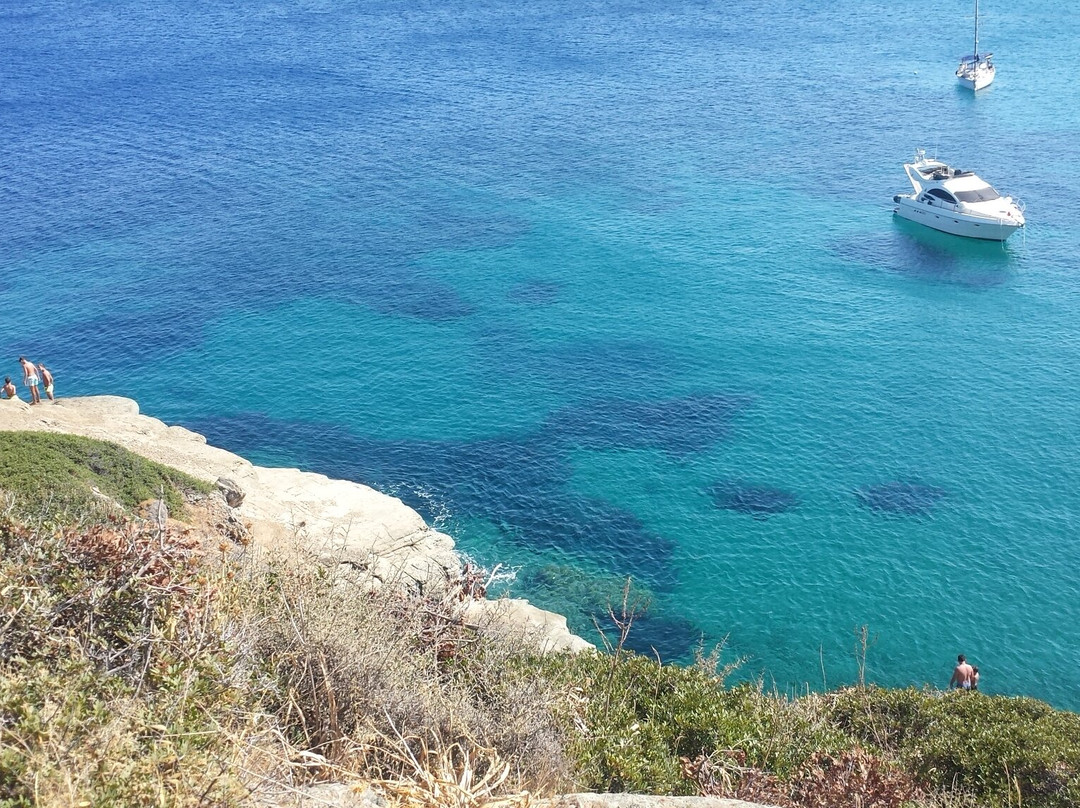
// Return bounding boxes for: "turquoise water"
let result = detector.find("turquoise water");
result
[3,0,1080,707]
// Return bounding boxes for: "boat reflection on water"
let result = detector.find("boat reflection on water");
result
[833,219,1015,289]
[889,218,1015,287]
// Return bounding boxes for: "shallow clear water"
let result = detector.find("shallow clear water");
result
[3,0,1079,707]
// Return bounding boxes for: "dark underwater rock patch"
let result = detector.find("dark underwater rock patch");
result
[363,278,476,320]
[856,480,947,515]
[519,563,704,661]
[544,392,751,456]
[507,280,560,304]
[593,608,704,663]
[29,306,206,378]
[709,481,799,519]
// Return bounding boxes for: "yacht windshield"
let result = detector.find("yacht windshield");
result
[955,185,1001,203]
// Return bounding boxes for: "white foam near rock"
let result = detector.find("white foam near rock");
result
[0,396,593,654]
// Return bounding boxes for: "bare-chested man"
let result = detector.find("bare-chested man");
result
[37,363,54,402]
[18,357,40,405]
[2,377,17,400]
[949,654,975,690]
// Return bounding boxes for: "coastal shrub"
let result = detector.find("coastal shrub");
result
[0,510,244,805]
[0,486,569,804]
[0,515,220,675]
[828,686,1080,807]
[536,648,847,794]
[0,431,211,520]
[0,659,243,807]
[682,745,922,807]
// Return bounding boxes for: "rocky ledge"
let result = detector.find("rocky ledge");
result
[0,395,592,654]
[284,785,772,808]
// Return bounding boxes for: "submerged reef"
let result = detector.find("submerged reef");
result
[856,480,947,515]
[709,481,800,519]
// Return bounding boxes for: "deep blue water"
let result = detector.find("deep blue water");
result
[3,0,1080,708]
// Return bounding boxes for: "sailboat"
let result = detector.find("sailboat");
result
[956,0,995,90]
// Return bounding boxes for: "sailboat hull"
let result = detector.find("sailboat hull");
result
[957,62,995,90]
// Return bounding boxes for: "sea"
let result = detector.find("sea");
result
[3,0,1079,709]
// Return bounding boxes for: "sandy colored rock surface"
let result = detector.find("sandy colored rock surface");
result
[543,797,778,808]
[463,597,594,653]
[258,785,778,808]
[260,782,387,808]
[0,395,592,652]
[262,788,776,808]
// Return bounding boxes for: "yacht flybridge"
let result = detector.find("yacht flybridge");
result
[892,150,1024,241]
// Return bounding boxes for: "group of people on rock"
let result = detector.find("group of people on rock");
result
[2,357,55,405]
[949,653,980,691]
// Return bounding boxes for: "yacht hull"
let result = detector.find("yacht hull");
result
[893,197,1021,241]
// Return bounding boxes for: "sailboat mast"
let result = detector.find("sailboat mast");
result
[973,0,980,60]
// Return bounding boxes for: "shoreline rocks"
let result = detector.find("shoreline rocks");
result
[0,395,592,654]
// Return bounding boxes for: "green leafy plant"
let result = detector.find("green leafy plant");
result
[0,431,211,520]
[828,687,1080,807]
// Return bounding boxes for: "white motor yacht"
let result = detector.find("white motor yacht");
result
[892,150,1024,241]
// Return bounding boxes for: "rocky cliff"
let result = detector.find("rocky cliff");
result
[0,395,591,654]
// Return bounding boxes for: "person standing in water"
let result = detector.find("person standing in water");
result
[2,377,17,400]
[18,357,40,405]
[949,654,975,690]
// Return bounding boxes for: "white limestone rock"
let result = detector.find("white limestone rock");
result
[542,797,779,808]
[0,395,591,653]
[464,597,595,653]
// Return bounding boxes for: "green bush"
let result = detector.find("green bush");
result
[532,652,1080,807]
[0,431,211,520]
[536,650,846,794]
[828,687,1080,807]
[827,685,936,749]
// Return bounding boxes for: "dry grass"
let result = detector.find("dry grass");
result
[222,538,573,801]
[0,501,246,805]
[0,487,572,807]
[371,728,531,808]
